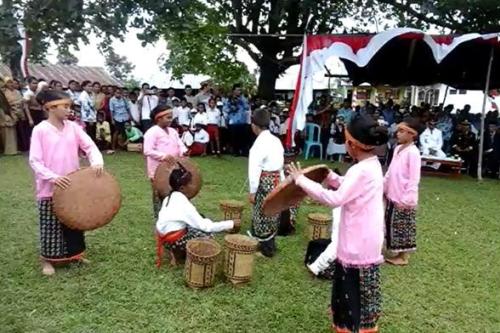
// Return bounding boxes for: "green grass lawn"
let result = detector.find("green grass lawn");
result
[1,153,499,333]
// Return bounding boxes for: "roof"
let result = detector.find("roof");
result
[0,64,123,87]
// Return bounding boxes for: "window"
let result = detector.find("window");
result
[459,89,467,95]
[449,89,457,95]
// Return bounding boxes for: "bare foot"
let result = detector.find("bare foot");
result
[385,256,408,266]
[41,261,55,276]
[79,258,91,264]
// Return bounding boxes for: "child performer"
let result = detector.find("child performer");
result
[384,117,422,266]
[29,90,104,276]
[189,123,209,156]
[156,163,240,260]
[143,105,187,219]
[248,108,284,257]
[288,113,388,333]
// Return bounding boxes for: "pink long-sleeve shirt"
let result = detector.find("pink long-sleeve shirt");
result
[143,125,187,179]
[384,144,421,207]
[29,120,104,199]
[296,156,385,267]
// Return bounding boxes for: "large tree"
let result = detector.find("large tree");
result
[136,0,360,99]
[104,49,135,82]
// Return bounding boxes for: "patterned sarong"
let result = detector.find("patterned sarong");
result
[39,199,85,262]
[331,261,381,333]
[385,200,417,253]
[251,171,281,239]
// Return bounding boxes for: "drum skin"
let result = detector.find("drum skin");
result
[153,157,202,199]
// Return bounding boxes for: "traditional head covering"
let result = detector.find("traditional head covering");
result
[346,113,389,150]
[36,90,72,108]
[397,117,423,137]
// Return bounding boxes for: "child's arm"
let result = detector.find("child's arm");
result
[75,124,104,167]
[143,129,167,160]
[295,171,364,208]
[175,132,188,156]
[400,150,421,208]
[324,170,344,189]
[29,128,61,181]
[182,195,234,232]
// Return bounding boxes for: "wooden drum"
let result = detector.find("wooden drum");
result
[307,213,331,240]
[184,239,221,289]
[223,234,258,285]
[220,200,245,220]
[126,143,142,152]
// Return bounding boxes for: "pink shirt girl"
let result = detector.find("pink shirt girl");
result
[295,156,385,267]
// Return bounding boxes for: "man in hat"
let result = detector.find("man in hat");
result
[451,120,478,175]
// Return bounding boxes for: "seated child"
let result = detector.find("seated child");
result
[189,123,209,156]
[124,121,144,144]
[95,112,112,152]
[156,163,240,260]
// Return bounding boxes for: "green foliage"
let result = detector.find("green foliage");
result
[0,154,499,332]
[104,49,135,82]
[57,48,79,66]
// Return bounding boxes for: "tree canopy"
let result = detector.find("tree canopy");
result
[0,0,497,96]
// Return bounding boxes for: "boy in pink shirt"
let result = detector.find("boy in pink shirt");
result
[384,117,423,266]
[143,105,187,218]
[288,113,388,333]
[29,90,104,276]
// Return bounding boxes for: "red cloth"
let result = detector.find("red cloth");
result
[206,124,219,141]
[189,142,206,156]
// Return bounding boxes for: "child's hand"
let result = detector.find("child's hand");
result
[54,176,71,190]
[92,164,104,177]
[287,162,302,182]
[230,219,241,234]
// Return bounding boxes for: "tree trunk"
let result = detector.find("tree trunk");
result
[257,60,281,100]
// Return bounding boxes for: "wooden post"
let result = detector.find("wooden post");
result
[477,46,495,181]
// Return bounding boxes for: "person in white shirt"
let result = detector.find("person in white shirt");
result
[181,125,194,148]
[420,119,446,169]
[206,98,222,155]
[248,108,284,257]
[78,80,97,141]
[191,103,208,130]
[128,91,141,125]
[137,83,159,132]
[156,164,240,262]
[175,98,192,129]
[194,82,212,108]
[189,124,210,156]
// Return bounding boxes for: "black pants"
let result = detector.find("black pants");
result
[259,237,276,257]
[85,122,96,142]
[229,124,249,156]
[141,119,153,133]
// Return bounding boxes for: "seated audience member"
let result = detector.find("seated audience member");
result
[451,120,477,175]
[124,121,144,144]
[189,123,209,156]
[95,112,112,152]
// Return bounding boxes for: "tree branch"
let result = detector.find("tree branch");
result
[231,36,262,64]
[377,0,463,32]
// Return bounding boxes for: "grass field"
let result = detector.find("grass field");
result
[1,153,499,333]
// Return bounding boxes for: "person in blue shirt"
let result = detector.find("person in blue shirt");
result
[223,84,250,156]
[109,88,131,150]
[382,99,396,126]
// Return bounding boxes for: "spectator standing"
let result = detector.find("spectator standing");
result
[91,82,106,113]
[337,99,353,124]
[128,91,141,125]
[195,82,212,107]
[109,88,131,151]
[66,80,81,106]
[165,88,176,108]
[184,85,197,107]
[206,98,222,155]
[436,104,455,154]
[382,99,396,125]
[138,83,159,132]
[24,77,44,125]
[78,80,97,141]
[4,77,32,152]
[223,84,250,156]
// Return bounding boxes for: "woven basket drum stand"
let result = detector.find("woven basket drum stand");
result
[184,239,221,289]
[307,213,331,240]
[223,234,258,285]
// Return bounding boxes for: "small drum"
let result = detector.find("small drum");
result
[307,213,331,240]
[263,165,330,216]
[223,234,258,285]
[153,157,202,199]
[184,239,221,289]
[127,143,142,152]
[53,168,121,231]
[220,200,245,220]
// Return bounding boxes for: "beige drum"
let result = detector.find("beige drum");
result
[219,200,245,220]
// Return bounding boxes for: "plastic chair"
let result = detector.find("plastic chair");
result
[304,123,323,160]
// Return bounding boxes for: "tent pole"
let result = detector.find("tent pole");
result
[477,46,495,181]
